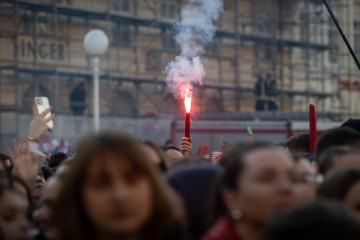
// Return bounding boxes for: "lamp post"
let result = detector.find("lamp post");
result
[83,29,109,131]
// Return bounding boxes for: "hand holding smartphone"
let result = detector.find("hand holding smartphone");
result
[34,97,54,130]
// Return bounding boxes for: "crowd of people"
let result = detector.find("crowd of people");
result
[2,102,360,240]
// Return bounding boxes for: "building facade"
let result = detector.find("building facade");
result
[0,0,357,148]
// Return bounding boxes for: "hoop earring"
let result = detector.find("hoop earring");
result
[231,209,243,221]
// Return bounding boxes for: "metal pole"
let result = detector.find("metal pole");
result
[92,56,100,131]
[322,0,360,70]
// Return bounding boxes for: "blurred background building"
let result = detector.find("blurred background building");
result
[0,0,358,149]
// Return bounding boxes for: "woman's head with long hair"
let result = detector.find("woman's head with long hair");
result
[141,140,170,172]
[215,141,296,227]
[55,131,178,240]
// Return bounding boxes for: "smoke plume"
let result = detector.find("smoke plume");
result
[165,0,223,98]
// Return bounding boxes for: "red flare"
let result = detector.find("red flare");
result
[309,104,318,156]
[184,88,192,113]
[184,88,192,138]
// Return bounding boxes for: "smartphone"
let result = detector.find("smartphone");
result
[34,97,53,130]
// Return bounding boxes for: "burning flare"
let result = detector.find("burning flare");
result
[184,88,192,113]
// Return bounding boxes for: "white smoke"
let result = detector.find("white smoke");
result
[165,0,223,98]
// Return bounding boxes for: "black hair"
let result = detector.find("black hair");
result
[170,157,210,170]
[284,132,310,155]
[166,161,220,239]
[0,152,10,162]
[0,152,13,172]
[318,168,360,201]
[342,119,360,133]
[48,152,68,172]
[317,145,360,175]
[164,146,181,152]
[41,166,53,181]
[315,127,360,161]
[262,201,360,240]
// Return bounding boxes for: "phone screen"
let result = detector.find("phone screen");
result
[35,97,53,130]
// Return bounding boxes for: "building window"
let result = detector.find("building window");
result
[161,2,176,19]
[162,29,176,50]
[354,21,360,59]
[255,43,274,61]
[206,38,220,56]
[112,0,130,12]
[23,14,50,34]
[300,11,310,60]
[329,17,338,63]
[112,23,131,46]
[146,50,161,71]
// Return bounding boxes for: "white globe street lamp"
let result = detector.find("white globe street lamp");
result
[83,29,109,132]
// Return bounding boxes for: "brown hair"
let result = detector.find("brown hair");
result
[318,146,360,175]
[318,168,360,201]
[284,132,310,155]
[142,140,170,172]
[55,131,178,240]
[213,141,275,220]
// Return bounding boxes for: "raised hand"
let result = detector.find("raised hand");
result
[179,137,192,157]
[29,100,54,143]
[9,138,42,188]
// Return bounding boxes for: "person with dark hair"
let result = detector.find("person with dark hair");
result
[166,159,220,239]
[318,168,360,224]
[164,139,174,147]
[202,141,296,240]
[284,132,310,156]
[315,127,360,161]
[292,154,316,205]
[342,119,360,133]
[34,176,63,240]
[165,146,184,165]
[317,146,360,176]
[262,201,360,240]
[265,73,278,111]
[33,167,53,207]
[164,137,193,167]
[255,74,267,111]
[254,73,278,112]
[0,184,31,240]
[55,131,189,240]
[33,158,73,240]
[48,152,68,173]
[55,158,72,179]
[69,82,86,116]
[142,140,170,172]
